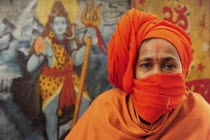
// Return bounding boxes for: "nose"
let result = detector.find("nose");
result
[57,23,62,28]
[152,65,162,75]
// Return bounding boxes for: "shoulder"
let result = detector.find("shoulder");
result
[97,88,126,99]
[70,88,127,128]
[92,88,127,107]
[183,92,210,120]
[185,92,210,110]
[179,92,210,137]
[85,88,130,123]
[80,88,128,119]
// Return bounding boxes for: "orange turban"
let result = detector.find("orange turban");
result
[108,8,192,94]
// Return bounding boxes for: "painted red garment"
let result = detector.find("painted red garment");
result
[107,8,192,123]
[42,65,76,109]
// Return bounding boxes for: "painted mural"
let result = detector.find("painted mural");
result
[0,0,209,139]
[132,0,210,103]
[0,0,130,139]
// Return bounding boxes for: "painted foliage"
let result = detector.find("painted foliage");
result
[0,0,129,139]
[132,0,210,103]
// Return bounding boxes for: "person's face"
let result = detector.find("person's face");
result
[51,16,67,35]
[135,38,182,79]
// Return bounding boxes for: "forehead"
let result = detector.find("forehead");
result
[53,16,66,22]
[138,38,180,59]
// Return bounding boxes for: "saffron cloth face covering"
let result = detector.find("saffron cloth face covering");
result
[133,73,187,123]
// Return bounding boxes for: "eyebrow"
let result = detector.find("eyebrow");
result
[138,56,177,62]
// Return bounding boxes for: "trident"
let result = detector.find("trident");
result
[82,1,107,55]
[72,1,102,127]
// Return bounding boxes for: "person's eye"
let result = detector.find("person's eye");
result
[138,63,152,72]
[140,63,152,68]
[162,64,176,71]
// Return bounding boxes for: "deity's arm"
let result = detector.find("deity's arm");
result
[26,37,49,72]
[26,53,45,72]
[70,41,86,67]
[71,27,96,67]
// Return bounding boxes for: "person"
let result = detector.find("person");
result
[65,9,210,140]
[27,1,87,140]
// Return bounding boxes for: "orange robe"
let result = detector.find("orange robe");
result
[65,88,210,140]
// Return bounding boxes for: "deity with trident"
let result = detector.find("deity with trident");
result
[27,1,90,139]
